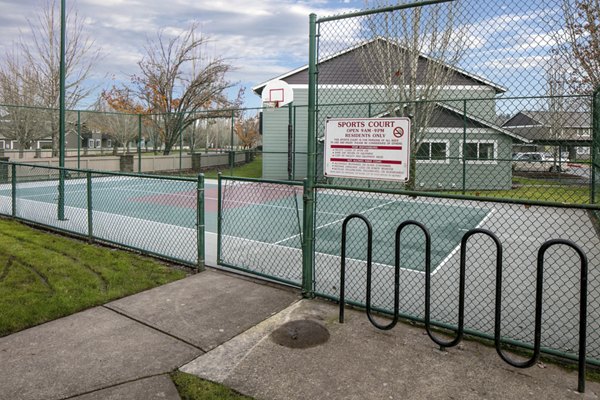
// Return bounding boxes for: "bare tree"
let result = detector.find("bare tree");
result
[360,1,465,188]
[131,23,234,155]
[0,0,101,156]
[0,50,51,157]
[553,0,600,94]
[545,49,590,162]
[88,98,139,155]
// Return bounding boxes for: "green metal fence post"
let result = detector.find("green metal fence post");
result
[592,87,599,204]
[179,114,183,173]
[11,163,16,217]
[77,111,81,170]
[293,105,297,179]
[230,110,235,176]
[462,99,467,194]
[87,171,93,242]
[288,102,294,181]
[57,0,66,221]
[197,173,205,272]
[138,114,142,173]
[302,13,318,298]
[217,172,223,264]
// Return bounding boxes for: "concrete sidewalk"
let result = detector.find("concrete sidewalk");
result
[1,268,599,400]
[0,270,300,400]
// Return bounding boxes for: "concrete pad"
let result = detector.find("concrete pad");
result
[106,269,301,351]
[72,375,180,400]
[185,299,600,400]
[0,307,201,400]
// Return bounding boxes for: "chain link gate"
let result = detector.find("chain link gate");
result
[305,0,600,374]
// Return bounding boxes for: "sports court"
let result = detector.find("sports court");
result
[1,174,600,364]
[218,179,600,365]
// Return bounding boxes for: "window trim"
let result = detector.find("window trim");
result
[416,140,450,164]
[459,139,498,165]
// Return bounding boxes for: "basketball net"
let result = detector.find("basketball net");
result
[264,101,280,109]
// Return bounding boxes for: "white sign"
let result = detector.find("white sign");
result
[324,117,411,182]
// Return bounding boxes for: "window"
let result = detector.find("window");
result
[461,140,497,164]
[0,140,4,149]
[106,139,112,148]
[416,141,449,163]
[88,139,94,148]
[95,139,101,148]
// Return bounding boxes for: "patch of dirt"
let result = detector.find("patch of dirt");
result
[270,319,330,349]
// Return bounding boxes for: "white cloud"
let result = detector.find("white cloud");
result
[0,0,572,106]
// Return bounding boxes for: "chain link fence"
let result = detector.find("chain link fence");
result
[312,185,599,362]
[0,161,204,268]
[214,0,600,370]
[218,176,304,287]
[0,104,265,176]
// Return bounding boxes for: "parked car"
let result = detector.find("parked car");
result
[512,152,570,172]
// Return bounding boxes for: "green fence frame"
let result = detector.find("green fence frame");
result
[0,161,205,270]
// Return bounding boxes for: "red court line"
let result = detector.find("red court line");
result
[129,184,299,212]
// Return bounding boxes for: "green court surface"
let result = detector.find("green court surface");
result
[1,177,205,228]
[3,177,489,273]
[219,185,491,272]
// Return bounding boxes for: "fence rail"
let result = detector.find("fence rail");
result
[0,161,204,269]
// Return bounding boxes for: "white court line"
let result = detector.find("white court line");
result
[270,203,495,277]
[272,199,399,246]
[429,207,496,275]
[14,181,198,200]
[317,190,490,212]
[90,209,196,232]
[220,198,303,212]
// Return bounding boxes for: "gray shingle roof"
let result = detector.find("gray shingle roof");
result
[253,38,506,95]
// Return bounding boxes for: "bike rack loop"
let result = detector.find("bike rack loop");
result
[338,217,589,392]
[495,239,588,393]
[426,228,501,350]
[338,213,400,330]
[339,214,373,324]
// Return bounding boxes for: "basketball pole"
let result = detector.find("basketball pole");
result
[302,13,317,298]
[58,0,66,221]
[287,102,293,181]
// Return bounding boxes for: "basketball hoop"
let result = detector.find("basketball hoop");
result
[261,79,294,108]
[264,101,280,109]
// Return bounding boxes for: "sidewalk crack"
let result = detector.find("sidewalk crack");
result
[102,304,207,353]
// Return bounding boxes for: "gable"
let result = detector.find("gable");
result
[254,39,506,96]
[503,112,540,127]
[429,106,488,129]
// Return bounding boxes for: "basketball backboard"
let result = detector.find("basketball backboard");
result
[261,79,294,107]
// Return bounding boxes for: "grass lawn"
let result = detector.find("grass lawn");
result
[172,372,254,400]
[447,175,591,204]
[0,218,257,399]
[203,155,262,179]
[0,218,187,336]
[457,185,590,204]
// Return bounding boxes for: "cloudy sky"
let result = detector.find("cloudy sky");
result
[0,0,567,109]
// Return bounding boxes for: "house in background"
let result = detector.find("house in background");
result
[253,38,529,190]
[502,111,592,160]
[0,116,112,153]
[68,122,112,151]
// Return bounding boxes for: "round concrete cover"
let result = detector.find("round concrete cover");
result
[270,319,330,349]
